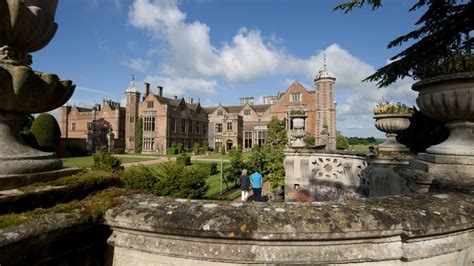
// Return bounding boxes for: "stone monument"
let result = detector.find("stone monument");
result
[0,0,75,189]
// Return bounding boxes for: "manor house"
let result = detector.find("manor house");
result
[59,63,336,153]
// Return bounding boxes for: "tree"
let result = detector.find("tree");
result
[29,113,61,152]
[263,146,286,192]
[334,0,474,88]
[92,148,123,173]
[246,145,266,175]
[223,148,246,189]
[336,131,349,150]
[265,117,287,147]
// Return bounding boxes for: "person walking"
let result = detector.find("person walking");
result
[240,169,250,201]
[250,168,263,202]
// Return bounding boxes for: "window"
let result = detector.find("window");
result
[227,122,233,131]
[202,124,207,135]
[244,132,253,149]
[181,119,186,133]
[170,118,176,133]
[257,130,266,146]
[143,138,155,150]
[291,93,301,102]
[217,110,223,116]
[244,109,251,116]
[129,117,135,123]
[196,121,200,133]
[215,123,222,133]
[143,117,156,131]
[188,120,193,133]
[147,101,154,108]
[72,123,76,131]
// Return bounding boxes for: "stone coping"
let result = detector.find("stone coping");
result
[105,193,474,241]
[284,150,367,159]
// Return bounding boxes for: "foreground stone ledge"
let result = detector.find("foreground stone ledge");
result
[105,193,474,264]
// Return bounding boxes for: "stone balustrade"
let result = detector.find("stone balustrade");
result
[105,193,474,265]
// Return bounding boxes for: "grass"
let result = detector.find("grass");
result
[347,144,374,153]
[61,156,156,168]
[201,151,252,161]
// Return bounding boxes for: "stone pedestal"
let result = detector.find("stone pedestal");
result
[407,153,474,192]
[364,155,413,197]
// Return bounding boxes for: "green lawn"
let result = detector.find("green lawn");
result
[201,151,252,161]
[347,144,374,153]
[61,156,156,168]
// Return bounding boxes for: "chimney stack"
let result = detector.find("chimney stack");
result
[144,82,150,100]
[173,95,178,100]
[186,98,194,104]
[157,85,163,97]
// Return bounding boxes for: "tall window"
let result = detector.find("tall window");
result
[217,110,223,116]
[196,121,200,133]
[202,123,207,135]
[215,123,222,133]
[129,117,135,123]
[147,101,154,108]
[143,138,155,150]
[227,122,233,131]
[71,123,76,131]
[143,117,156,131]
[257,130,266,146]
[244,132,253,149]
[244,109,251,116]
[170,118,176,133]
[291,93,301,102]
[188,120,193,133]
[181,119,186,133]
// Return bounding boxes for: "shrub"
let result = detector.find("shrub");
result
[304,135,316,147]
[66,142,87,157]
[166,147,177,155]
[336,132,350,150]
[154,162,208,199]
[263,147,285,192]
[29,113,61,152]
[198,147,205,155]
[121,165,158,190]
[202,140,209,151]
[193,143,200,154]
[113,148,125,154]
[176,153,191,166]
[92,148,123,173]
[195,162,218,176]
[175,143,184,154]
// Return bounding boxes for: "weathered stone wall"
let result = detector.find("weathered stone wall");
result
[105,193,474,265]
[284,150,368,201]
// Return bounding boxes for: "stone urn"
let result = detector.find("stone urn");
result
[374,114,411,152]
[290,117,307,148]
[413,72,474,156]
[0,0,75,179]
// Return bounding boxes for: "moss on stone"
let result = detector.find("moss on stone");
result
[0,188,139,229]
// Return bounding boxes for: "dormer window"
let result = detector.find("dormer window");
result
[217,110,223,116]
[244,109,251,116]
[291,93,301,102]
[147,101,154,108]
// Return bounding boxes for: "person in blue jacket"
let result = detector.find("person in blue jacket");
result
[250,167,263,202]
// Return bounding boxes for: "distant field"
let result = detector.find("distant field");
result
[346,144,374,153]
[61,156,155,168]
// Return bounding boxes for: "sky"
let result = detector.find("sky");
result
[33,0,424,138]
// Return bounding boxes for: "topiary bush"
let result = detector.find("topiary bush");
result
[29,113,61,152]
[92,148,124,173]
[121,165,158,190]
[154,162,209,199]
[176,153,191,166]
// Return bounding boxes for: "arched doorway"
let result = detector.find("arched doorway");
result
[226,139,233,151]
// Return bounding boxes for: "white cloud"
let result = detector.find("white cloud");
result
[126,0,418,137]
[121,58,151,72]
[144,75,219,98]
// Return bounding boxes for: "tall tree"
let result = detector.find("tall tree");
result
[265,117,287,147]
[334,0,474,88]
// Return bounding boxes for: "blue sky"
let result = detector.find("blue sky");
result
[34,0,423,138]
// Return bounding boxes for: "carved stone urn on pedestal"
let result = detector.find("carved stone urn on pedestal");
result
[290,117,307,148]
[413,72,474,156]
[374,114,411,152]
[0,0,75,185]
